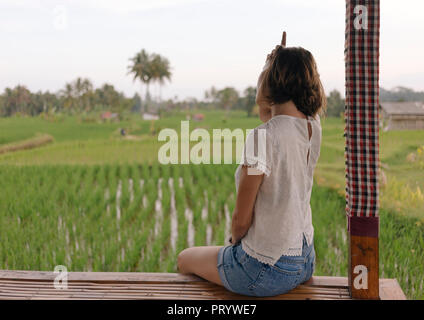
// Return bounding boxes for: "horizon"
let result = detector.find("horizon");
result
[1,0,423,101]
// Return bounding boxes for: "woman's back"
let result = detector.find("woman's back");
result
[178,41,326,298]
[235,114,322,265]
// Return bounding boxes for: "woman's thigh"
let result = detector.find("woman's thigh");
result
[177,246,224,286]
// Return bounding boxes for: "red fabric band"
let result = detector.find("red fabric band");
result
[348,215,379,238]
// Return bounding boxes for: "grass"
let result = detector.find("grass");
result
[311,183,424,299]
[316,116,424,220]
[0,110,259,165]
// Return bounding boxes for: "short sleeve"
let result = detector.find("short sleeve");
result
[240,127,272,176]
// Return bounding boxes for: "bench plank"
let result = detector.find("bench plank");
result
[0,270,405,300]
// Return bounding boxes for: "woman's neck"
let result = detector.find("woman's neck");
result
[271,100,307,119]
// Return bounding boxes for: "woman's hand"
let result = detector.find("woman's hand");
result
[263,31,286,70]
[255,31,287,123]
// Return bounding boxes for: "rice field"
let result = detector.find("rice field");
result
[1,111,423,299]
[0,163,236,273]
[0,163,423,299]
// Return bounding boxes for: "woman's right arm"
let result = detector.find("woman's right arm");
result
[231,166,264,244]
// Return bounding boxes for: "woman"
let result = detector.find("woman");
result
[177,43,326,297]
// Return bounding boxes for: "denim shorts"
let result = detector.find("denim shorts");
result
[217,235,315,297]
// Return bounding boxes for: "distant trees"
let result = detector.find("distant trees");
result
[0,79,135,117]
[2,86,31,116]
[203,86,256,115]
[325,86,424,118]
[204,86,218,105]
[216,87,239,113]
[2,73,423,118]
[95,84,123,112]
[326,89,345,117]
[128,49,172,113]
[0,85,61,117]
[58,78,132,114]
[60,77,93,112]
[242,86,257,117]
[201,86,346,118]
[380,86,424,102]
[131,93,142,113]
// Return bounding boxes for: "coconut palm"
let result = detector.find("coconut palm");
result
[128,50,172,113]
[150,54,172,102]
[60,83,75,112]
[60,78,93,112]
[128,49,152,113]
[80,78,94,112]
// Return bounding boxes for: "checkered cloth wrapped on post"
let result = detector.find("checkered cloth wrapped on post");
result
[344,0,380,234]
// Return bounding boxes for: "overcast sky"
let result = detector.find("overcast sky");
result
[1,0,423,101]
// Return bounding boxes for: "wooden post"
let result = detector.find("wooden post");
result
[348,217,379,299]
[344,0,380,299]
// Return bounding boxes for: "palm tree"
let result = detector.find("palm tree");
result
[60,83,75,112]
[128,50,172,113]
[80,78,93,112]
[60,78,93,113]
[128,49,152,113]
[150,54,172,103]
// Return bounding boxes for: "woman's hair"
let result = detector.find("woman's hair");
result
[260,46,327,118]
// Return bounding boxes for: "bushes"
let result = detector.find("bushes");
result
[0,134,53,154]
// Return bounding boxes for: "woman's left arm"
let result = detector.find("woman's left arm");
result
[231,166,264,244]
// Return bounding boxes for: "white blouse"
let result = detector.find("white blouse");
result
[234,114,322,265]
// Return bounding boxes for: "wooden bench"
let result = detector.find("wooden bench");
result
[0,270,406,300]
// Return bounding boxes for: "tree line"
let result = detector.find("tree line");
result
[1,44,421,118]
[323,86,424,118]
[0,78,140,117]
[0,48,173,117]
[3,83,415,119]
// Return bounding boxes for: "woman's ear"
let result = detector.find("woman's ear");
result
[256,65,274,122]
[258,91,272,123]
[259,104,272,123]
[255,73,266,106]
